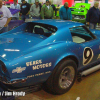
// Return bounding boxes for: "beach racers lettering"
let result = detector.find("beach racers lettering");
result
[32,62,52,70]
[83,47,94,65]
[26,60,52,70]
[26,60,42,66]
[27,71,51,78]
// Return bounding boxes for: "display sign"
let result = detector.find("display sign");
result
[62,0,74,7]
[74,0,82,1]
[89,0,93,2]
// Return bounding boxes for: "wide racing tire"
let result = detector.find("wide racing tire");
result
[44,59,77,95]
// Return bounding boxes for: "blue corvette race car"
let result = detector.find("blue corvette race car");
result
[0,19,100,99]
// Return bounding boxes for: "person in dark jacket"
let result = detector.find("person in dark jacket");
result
[86,2,100,29]
[59,2,72,20]
[20,0,30,21]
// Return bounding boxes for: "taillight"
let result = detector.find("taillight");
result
[1,65,7,73]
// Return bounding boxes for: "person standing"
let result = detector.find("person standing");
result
[59,2,72,20]
[49,0,56,18]
[0,0,12,33]
[86,2,100,29]
[20,0,30,21]
[10,0,20,20]
[41,0,54,19]
[30,0,41,19]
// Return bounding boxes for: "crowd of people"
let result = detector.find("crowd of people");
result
[13,0,58,21]
[0,0,73,33]
[0,0,58,34]
[0,0,100,34]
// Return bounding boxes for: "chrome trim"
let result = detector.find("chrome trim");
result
[0,78,27,85]
[73,18,85,20]
[59,66,75,89]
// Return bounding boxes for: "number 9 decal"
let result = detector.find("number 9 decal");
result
[83,47,94,65]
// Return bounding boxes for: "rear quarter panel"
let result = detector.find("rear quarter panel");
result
[6,41,80,87]
[90,29,100,38]
[4,26,82,87]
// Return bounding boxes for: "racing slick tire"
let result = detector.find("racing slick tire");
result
[45,59,77,95]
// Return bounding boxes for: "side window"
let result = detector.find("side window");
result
[70,26,95,43]
[33,25,41,33]
[33,25,57,37]
[33,25,51,34]
[33,25,45,35]
[25,22,57,37]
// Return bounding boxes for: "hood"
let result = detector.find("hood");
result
[0,31,46,61]
[75,3,91,10]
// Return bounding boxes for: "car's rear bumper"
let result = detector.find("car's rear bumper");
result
[0,81,42,95]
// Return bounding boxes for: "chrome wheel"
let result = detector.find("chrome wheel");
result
[45,59,77,94]
[59,66,75,89]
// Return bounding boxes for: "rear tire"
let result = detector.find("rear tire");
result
[44,59,77,94]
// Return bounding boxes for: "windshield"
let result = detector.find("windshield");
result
[70,26,96,43]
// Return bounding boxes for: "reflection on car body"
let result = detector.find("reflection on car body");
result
[0,20,100,99]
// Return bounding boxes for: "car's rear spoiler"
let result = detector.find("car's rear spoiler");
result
[75,3,91,10]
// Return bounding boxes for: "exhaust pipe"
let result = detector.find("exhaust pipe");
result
[81,65,100,76]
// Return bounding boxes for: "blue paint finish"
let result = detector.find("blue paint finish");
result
[0,19,100,89]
